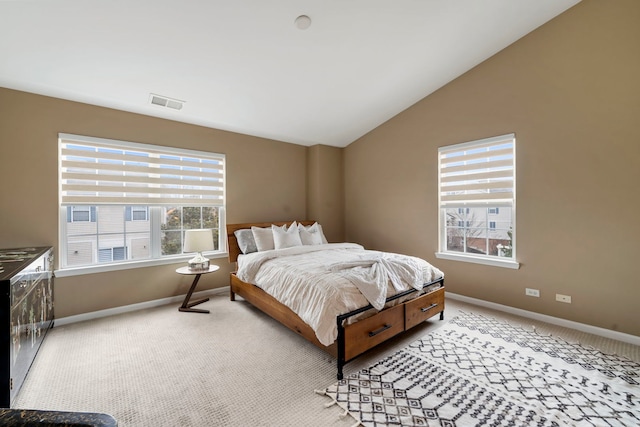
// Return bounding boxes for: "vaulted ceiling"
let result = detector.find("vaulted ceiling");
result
[0,0,580,147]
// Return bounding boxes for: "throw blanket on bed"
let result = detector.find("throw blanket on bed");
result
[329,254,425,310]
[236,243,444,346]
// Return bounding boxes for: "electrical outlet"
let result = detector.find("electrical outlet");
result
[556,294,572,303]
[525,288,540,297]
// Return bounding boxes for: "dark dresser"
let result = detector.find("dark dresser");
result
[0,247,54,408]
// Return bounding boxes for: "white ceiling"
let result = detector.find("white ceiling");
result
[0,0,580,148]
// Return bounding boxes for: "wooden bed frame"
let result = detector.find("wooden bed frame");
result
[226,221,445,379]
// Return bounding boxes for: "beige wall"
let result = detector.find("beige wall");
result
[0,88,307,318]
[344,0,640,336]
[306,144,345,242]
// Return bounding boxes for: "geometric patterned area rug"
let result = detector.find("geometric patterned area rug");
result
[320,311,640,426]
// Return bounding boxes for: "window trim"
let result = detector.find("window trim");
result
[54,249,227,278]
[58,133,227,274]
[436,133,519,269]
[435,251,520,269]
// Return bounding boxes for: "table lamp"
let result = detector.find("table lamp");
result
[184,229,214,271]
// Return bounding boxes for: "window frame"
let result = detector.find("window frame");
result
[435,134,519,269]
[57,134,227,277]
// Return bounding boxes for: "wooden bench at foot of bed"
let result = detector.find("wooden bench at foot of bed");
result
[230,272,445,379]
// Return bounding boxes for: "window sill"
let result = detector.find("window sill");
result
[55,251,228,278]
[435,252,520,270]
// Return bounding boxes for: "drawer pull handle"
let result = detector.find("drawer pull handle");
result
[421,303,438,312]
[369,324,392,337]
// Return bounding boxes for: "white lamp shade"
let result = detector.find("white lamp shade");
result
[184,229,214,253]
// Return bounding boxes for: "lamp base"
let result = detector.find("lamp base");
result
[187,253,210,271]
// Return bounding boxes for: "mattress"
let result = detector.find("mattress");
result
[236,243,444,346]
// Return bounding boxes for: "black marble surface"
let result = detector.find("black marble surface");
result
[0,409,117,426]
[0,247,48,281]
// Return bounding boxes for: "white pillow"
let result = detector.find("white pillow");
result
[252,225,279,251]
[298,223,323,245]
[234,229,257,254]
[301,222,328,244]
[316,223,328,244]
[273,221,303,249]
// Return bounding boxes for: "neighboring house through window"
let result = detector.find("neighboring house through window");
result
[58,134,226,271]
[436,133,519,269]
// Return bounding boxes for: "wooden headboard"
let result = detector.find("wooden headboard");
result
[226,220,317,263]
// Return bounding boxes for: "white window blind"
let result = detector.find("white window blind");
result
[59,134,225,206]
[438,133,515,207]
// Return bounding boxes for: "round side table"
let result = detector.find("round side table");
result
[176,265,220,313]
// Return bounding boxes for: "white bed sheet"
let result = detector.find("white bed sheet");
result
[236,243,444,346]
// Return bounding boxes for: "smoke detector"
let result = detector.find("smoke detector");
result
[295,15,311,30]
[149,93,184,110]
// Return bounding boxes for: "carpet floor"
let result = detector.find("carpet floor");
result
[322,311,639,426]
[13,291,640,426]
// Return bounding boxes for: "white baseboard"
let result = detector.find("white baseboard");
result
[54,286,230,327]
[446,292,640,346]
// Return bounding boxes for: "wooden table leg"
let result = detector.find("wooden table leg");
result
[179,273,210,313]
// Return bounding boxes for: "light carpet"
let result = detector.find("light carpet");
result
[321,311,640,426]
[13,293,640,426]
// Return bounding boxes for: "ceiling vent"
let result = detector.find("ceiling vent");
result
[149,93,184,110]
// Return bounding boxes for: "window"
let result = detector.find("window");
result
[127,206,148,221]
[436,133,518,269]
[99,247,127,263]
[67,206,95,222]
[58,134,226,272]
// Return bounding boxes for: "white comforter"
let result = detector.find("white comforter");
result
[236,243,444,346]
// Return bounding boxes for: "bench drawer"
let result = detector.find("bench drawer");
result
[405,287,445,330]
[344,304,404,360]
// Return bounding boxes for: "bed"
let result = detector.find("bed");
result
[226,220,445,379]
